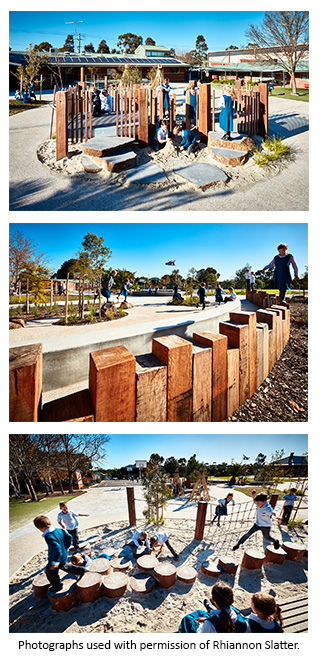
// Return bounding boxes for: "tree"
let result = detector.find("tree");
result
[245,11,309,95]
[81,232,112,317]
[233,263,252,289]
[142,456,170,524]
[113,268,136,289]
[117,33,143,54]
[170,269,183,288]
[296,266,308,296]
[34,42,53,52]
[53,258,78,279]
[225,45,238,50]
[192,35,208,67]
[187,266,198,299]
[163,456,180,476]
[196,267,219,288]
[145,37,156,46]
[9,434,42,501]
[57,435,109,494]
[60,34,74,52]
[117,65,142,85]
[98,40,110,54]
[9,230,48,294]
[253,453,267,479]
[21,261,51,304]
[11,43,46,90]
[84,42,95,53]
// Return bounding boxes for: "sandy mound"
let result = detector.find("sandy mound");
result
[9,518,308,634]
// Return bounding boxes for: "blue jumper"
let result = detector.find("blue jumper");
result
[44,528,72,567]
[180,129,196,148]
[219,94,234,133]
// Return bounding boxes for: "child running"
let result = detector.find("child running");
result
[211,493,235,527]
[178,581,249,633]
[149,532,179,560]
[232,490,280,551]
[33,515,86,591]
[261,243,298,303]
[196,282,206,310]
[57,502,89,551]
[247,592,284,633]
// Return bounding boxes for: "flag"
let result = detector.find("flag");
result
[242,454,249,460]
[165,260,176,265]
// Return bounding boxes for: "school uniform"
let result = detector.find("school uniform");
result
[212,496,235,525]
[178,607,249,633]
[245,271,251,290]
[127,531,150,551]
[152,532,178,559]
[154,125,168,151]
[42,527,85,590]
[180,129,197,155]
[224,289,237,303]
[57,509,80,549]
[184,88,197,120]
[281,493,297,524]
[250,274,256,290]
[197,286,206,310]
[263,253,298,302]
[118,283,129,302]
[160,83,171,110]
[102,273,115,301]
[218,93,234,135]
[233,500,278,549]
[215,287,225,304]
[247,613,283,633]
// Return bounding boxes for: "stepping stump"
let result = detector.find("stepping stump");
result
[110,557,132,573]
[102,572,128,598]
[137,554,158,573]
[241,549,265,570]
[282,542,306,561]
[154,562,177,588]
[218,557,238,575]
[176,565,197,584]
[130,573,155,594]
[76,572,102,603]
[201,561,222,577]
[264,544,287,565]
[134,546,150,559]
[90,558,111,575]
[47,579,78,612]
[32,572,50,598]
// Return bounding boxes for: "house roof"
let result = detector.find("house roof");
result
[9,50,189,68]
[204,61,309,73]
[277,455,308,466]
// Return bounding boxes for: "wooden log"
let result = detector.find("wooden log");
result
[126,486,136,527]
[89,345,136,422]
[89,558,111,575]
[282,542,306,561]
[176,565,197,584]
[193,332,228,421]
[227,347,240,417]
[266,308,282,358]
[198,83,211,143]
[110,557,132,573]
[133,546,149,559]
[194,501,208,540]
[55,91,68,161]
[136,554,158,573]
[271,305,290,347]
[219,321,249,406]
[130,574,155,594]
[256,322,269,386]
[154,562,177,588]
[102,572,128,598]
[47,578,78,612]
[258,82,268,139]
[135,353,167,422]
[218,557,238,575]
[241,549,265,569]
[152,335,193,422]
[192,343,212,422]
[256,310,277,371]
[138,87,149,147]
[230,311,257,397]
[32,572,50,598]
[9,343,42,422]
[264,544,287,565]
[40,389,94,422]
[201,561,222,577]
[76,572,102,603]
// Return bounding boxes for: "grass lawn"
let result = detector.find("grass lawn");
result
[9,99,49,116]
[270,87,309,102]
[9,492,85,532]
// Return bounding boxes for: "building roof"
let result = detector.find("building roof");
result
[208,45,308,58]
[9,50,189,68]
[204,61,309,73]
[277,455,308,466]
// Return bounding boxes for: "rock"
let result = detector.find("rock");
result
[173,160,228,189]
[208,131,256,152]
[210,146,248,167]
[81,155,102,173]
[91,149,137,173]
[119,302,133,309]
[125,162,168,184]
[82,136,135,157]
[101,303,118,317]
[9,318,25,329]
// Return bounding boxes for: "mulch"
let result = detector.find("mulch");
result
[226,297,308,422]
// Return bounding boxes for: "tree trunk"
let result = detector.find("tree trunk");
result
[24,476,38,502]
[98,275,101,318]
[9,473,21,499]
[290,72,297,95]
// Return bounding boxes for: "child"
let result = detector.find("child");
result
[102,270,117,303]
[91,87,102,117]
[57,502,89,551]
[153,120,169,151]
[160,78,171,117]
[214,284,225,305]
[33,515,86,591]
[149,532,179,560]
[232,491,280,551]
[245,269,251,291]
[184,81,197,122]
[173,125,197,156]
[117,278,130,303]
[280,488,298,525]
[70,552,92,569]
[197,282,206,310]
[218,84,236,140]
[250,271,256,291]
[224,287,237,303]
[211,493,235,527]
[247,592,283,633]
[15,89,22,101]
[179,581,249,633]
[262,243,298,303]
[127,530,150,554]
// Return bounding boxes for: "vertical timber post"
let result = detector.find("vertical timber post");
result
[258,82,268,139]
[194,501,208,540]
[126,487,136,526]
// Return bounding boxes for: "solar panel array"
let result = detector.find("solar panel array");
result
[9,51,188,67]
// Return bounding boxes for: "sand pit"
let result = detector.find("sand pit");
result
[9,518,308,634]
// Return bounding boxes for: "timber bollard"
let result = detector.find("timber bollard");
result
[9,343,42,422]
[193,332,228,421]
[152,335,193,422]
[126,486,136,526]
[230,311,257,397]
[219,321,250,406]
[89,345,136,421]
[192,343,212,422]
[194,501,208,540]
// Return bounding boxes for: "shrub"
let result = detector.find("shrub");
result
[87,303,96,323]
[252,136,293,168]
[68,303,78,324]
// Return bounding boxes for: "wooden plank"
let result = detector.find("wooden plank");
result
[198,83,211,143]
[271,305,290,347]
[135,353,167,422]
[192,343,212,422]
[230,311,257,397]
[266,307,282,357]
[9,343,42,422]
[193,332,228,421]
[256,309,277,371]
[219,322,249,406]
[185,89,191,130]
[89,345,136,422]
[256,322,269,385]
[227,347,240,417]
[152,335,193,422]
[55,91,68,161]
[138,87,149,147]
[258,82,268,138]
[40,389,94,422]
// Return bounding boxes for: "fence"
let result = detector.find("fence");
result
[9,302,290,422]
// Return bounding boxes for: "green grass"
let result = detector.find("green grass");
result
[9,493,85,532]
[270,86,309,102]
[252,136,293,168]
[9,99,49,116]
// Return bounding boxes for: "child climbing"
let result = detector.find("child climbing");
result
[261,243,298,303]
[218,84,236,141]
[211,493,235,527]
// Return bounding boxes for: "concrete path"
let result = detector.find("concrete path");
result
[9,94,308,211]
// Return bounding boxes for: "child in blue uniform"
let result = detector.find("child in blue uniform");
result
[117,278,130,303]
[178,581,249,633]
[153,119,169,151]
[197,283,206,310]
[33,515,86,591]
[214,284,225,304]
[262,243,298,303]
[280,488,297,525]
[218,84,236,140]
[248,592,283,633]
[211,493,235,527]
[173,125,197,156]
[184,81,197,122]
[160,78,171,117]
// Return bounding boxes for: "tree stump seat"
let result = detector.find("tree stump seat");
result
[102,572,128,598]
[201,561,222,577]
[176,565,197,584]
[47,578,78,612]
[154,562,177,588]
[129,573,155,594]
[110,557,132,573]
[76,572,102,603]
[89,558,111,575]
[282,542,306,561]
[32,572,50,598]
[136,554,158,573]
[264,544,287,565]
[218,557,239,575]
[241,549,266,570]
[133,546,149,559]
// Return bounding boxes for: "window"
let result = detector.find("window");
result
[170,67,180,73]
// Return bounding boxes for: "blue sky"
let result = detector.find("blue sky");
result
[10,222,308,280]
[9,11,265,53]
[101,434,307,468]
